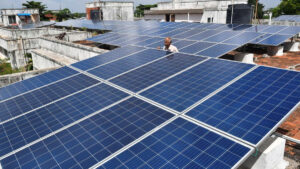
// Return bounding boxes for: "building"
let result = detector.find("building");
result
[144,0,248,23]
[0,8,40,27]
[86,1,134,21]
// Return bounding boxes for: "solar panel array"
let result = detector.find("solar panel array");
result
[0,20,299,168]
[273,15,300,22]
[56,19,300,51]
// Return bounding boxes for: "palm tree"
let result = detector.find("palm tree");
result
[22,1,47,20]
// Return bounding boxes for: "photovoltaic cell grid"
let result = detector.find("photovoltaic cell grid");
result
[88,49,168,80]
[72,45,145,71]
[273,15,300,22]
[0,67,78,101]
[110,53,206,93]
[1,97,174,169]
[141,59,254,112]
[78,19,300,48]
[0,83,129,157]
[186,66,300,145]
[99,118,253,169]
[0,74,99,123]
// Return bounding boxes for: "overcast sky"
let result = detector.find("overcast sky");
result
[0,0,281,13]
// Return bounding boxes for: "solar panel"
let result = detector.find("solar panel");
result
[0,67,78,101]
[186,66,300,145]
[261,26,288,34]
[223,32,264,45]
[203,31,242,43]
[0,97,174,169]
[88,49,168,80]
[180,42,216,54]
[72,45,145,71]
[189,30,224,41]
[249,34,272,44]
[173,29,206,39]
[160,28,190,37]
[132,37,164,47]
[0,74,99,123]
[196,44,239,58]
[110,53,206,92]
[0,83,128,157]
[277,26,300,35]
[257,34,294,46]
[141,59,254,112]
[99,117,253,169]
[172,40,198,49]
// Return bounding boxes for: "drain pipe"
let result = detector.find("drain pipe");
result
[274,132,300,144]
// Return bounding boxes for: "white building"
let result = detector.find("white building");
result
[0,8,40,27]
[86,1,134,21]
[144,0,248,23]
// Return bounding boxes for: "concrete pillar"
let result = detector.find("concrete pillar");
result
[234,53,255,64]
[241,137,289,169]
[187,12,190,22]
[267,46,284,56]
[284,42,300,52]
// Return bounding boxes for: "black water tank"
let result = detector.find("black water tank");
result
[226,4,254,24]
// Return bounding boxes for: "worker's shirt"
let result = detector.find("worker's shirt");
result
[163,45,179,53]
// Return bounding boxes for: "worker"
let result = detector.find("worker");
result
[157,37,179,52]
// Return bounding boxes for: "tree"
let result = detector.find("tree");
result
[135,4,157,17]
[22,1,47,20]
[55,8,71,22]
[272,0,300,17]
[248,0,265,19]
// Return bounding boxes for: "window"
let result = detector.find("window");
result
[207,17,214,23]
[8,15,16,24]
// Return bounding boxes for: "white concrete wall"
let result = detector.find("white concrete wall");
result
[144,14,165,21]
[149,0,247,23]
[86,1,134,21]
[39,37,107,61]
[0,9,39,26]
[31,51,61,70]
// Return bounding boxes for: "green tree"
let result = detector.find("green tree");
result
[248,0,265,19]
[55,8,71,22]
[135,4,157,17]
[272,0,300,17]
[22,1,47,20]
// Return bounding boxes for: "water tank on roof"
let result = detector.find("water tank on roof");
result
[226,4,254,24]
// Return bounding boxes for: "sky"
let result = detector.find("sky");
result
[0,0,282,13]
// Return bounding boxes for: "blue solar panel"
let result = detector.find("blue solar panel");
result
[72,46,145,71]
[196,44,239,58]
[0,97,174,169]
[141,59,254,112]
[215,24,241,31]
[99,118,253,169]
[172,40,198,50]
[223,32,264,45]
[249,34,272,44]
[203,31,242,43]
[117,36,152,46]
[233,24,253,31]
[160,28,190,37]
[88,49,168,80]
[205,23,227,30]
[277,26,300,35]
[180,42,216,54]
[110,53,206,92]
[261,26,288,34]
[173,29,206,39]
[0,83,128,157]
[244,25,270,32]
[186,66,300,145]
[0,74,99,122]
[0,67,78,101]
[189,30,224,41]
[257,34,293,46]
[132,37,164,47]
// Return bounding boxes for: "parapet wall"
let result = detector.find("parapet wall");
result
[39,37,107,61]
[0,67,57,87]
